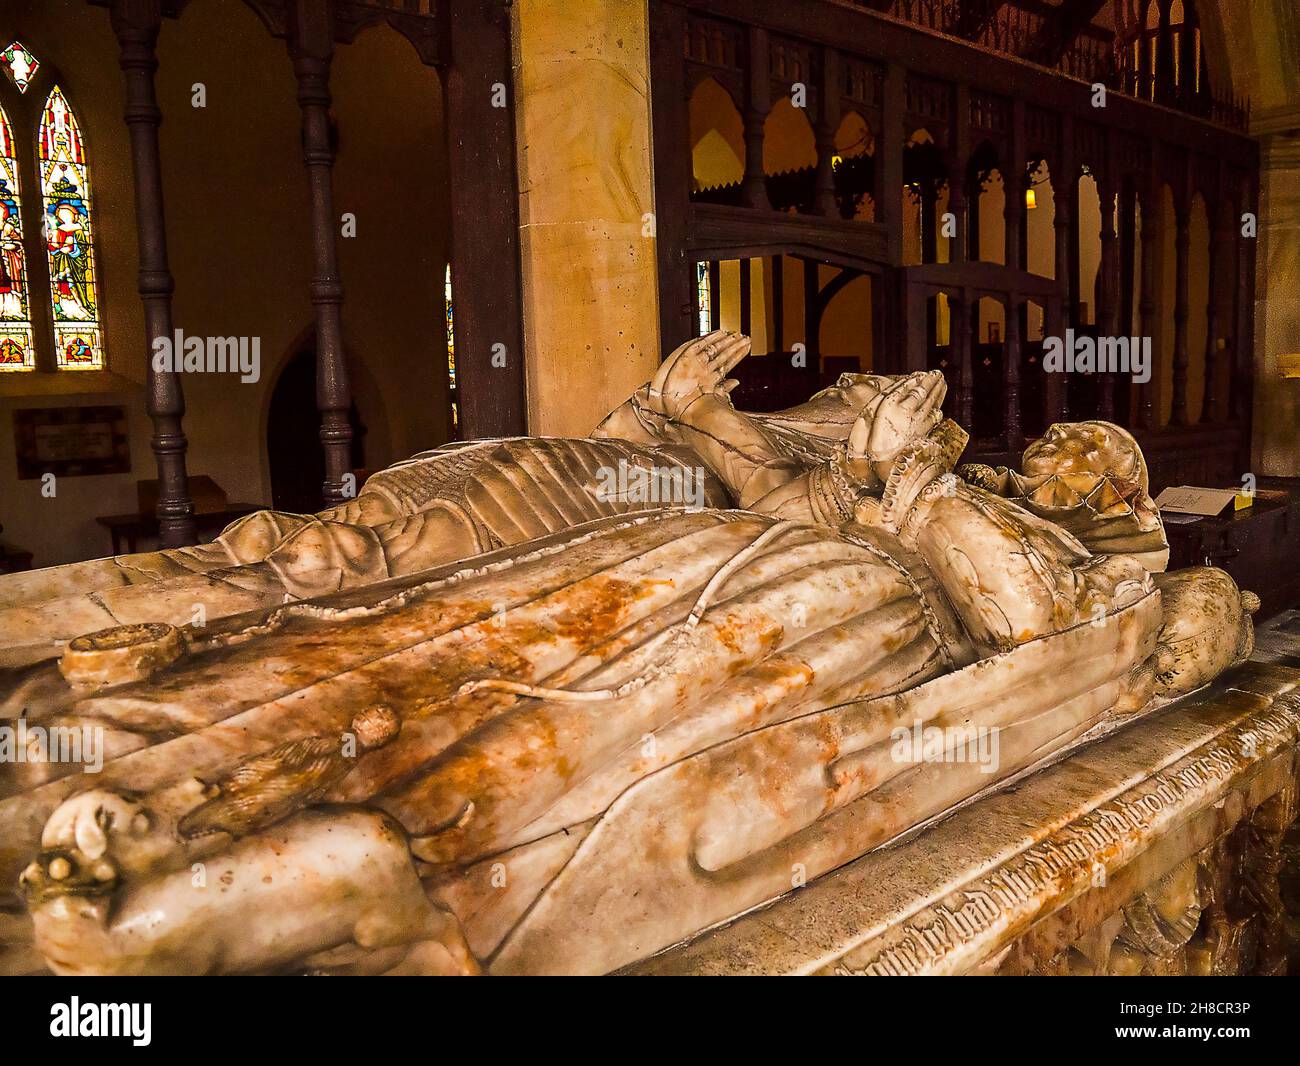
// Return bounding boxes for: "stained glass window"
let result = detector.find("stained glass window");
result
[40,85,104,370]
[444,263,459,434]
[0,41,38,94]
[695,261,712,336]
[0,102,33,371]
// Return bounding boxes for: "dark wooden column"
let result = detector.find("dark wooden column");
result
[742,28,771,210]
[1137,186,1160,429]
[1003,101,1026,444]
[1119,179,1137,339]
[647,2,695,352]
[1097,164,1120,420]
[878,62,906,264]
[1231,172,1257,425]
[802,258,820,362]
[813,49,840,217]
[444,0,526,426]
[1050,125,1073,419]
[948,84,970,264]
[1178,9,1197,107]
[1004,100,1026,270]
[1154,0,1175,106]
[1201,193,1226,423]
[287,0,352,504]
[110,0,195,547]
[951,291,973,428]
[1138,24,1153,101]
[1003,294,1022,446]
[1170,182,1192,425]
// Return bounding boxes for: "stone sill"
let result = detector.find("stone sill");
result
[0,370,142,400]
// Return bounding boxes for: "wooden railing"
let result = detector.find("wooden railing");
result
[650,0,1261,491]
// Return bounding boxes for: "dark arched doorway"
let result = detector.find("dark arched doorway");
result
[266,344,367,514]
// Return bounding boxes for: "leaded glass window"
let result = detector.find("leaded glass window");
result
[0,101,33,370]
[40,85,104,370]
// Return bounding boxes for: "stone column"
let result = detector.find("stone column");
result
[513,0,662,437]
[110,0,195,548]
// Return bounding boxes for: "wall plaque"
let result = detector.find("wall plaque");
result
[12,405,131,480]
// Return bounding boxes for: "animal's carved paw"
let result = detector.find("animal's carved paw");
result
[20,847,119,905]
[26,789,177,903]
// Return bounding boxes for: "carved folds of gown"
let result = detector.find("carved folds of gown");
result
[0,335,1260,975]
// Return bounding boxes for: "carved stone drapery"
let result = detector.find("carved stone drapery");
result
[109,0,196,548]
[631,680,1300,976]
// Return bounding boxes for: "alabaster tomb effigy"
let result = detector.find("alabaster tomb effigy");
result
[0,331,1295,976]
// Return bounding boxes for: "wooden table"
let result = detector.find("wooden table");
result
[1162,479,1300,621]
[95,505,263,556]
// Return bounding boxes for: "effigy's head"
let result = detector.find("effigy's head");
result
[821,369,947,412]
[819,372,894,409]
[1022,420,1148,492]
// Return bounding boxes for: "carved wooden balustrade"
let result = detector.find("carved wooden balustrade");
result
[651,0,1261,491]
[88,0,524,542]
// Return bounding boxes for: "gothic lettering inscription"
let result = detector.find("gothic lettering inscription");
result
[835,702,1300,976]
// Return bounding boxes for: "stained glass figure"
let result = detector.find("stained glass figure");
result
[445,262,459,435]
[0,102,33,371]
[0,41,39,94]
[40,85,103,369]
[444,263,456,390]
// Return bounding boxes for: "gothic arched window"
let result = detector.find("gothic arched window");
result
[445,262,459,435]
[40,85,102,369]
[0,101,33,370]
[695,261,712,335]
[0,40,106,374]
